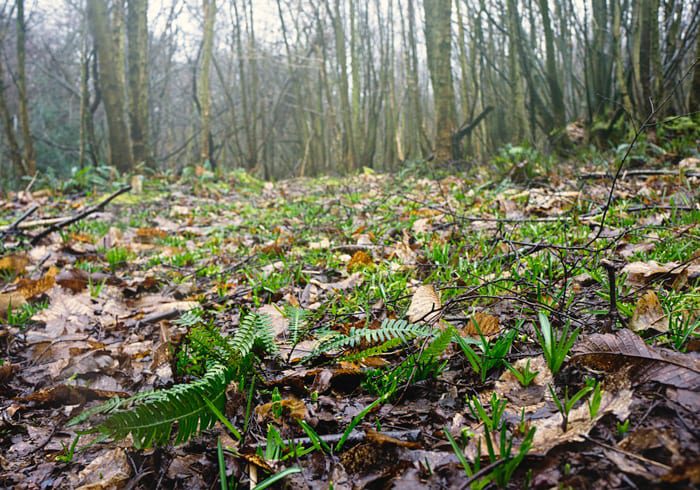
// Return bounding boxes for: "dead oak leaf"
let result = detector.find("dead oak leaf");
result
[0,254,30,275]
[407,284,441,324]
[629,290,669,333]
[461,312,500,337]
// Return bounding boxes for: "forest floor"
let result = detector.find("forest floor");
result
[1,152,699,489]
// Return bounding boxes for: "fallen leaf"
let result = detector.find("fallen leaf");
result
[462,312,500,337]
[622,260,700,285]
[347,250,373,272]
[0,291,27,316]
[0,254,29,275]
[572,329,700,389]
[407,284,441,324]
[629,290,669,333]
[75,448,131,490]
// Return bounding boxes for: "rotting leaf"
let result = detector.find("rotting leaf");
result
[572,329,700,390]
[462,312,500,337]
[629,290,669,333]
[407,284,441,324]
[347,250,373,272]
[0,254,30,275]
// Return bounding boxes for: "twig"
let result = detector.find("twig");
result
[582,435,671,471]
[245,429,421,449]
[0,204,38,240]
[30,186,131,245]
[579,169,700,180]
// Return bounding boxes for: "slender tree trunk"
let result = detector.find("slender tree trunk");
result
[612,0,633,116]
[506,0,528,141]
[127,0,152,168]
[424,0,456,161]
[327,0,356,171]
[198,0,216,166]
[690,29,700,112]
[87,0,133,173]
[0,47,24,174]
[539,0,566,129]
[16,0,35,175]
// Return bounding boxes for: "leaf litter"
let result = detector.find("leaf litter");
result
[0,168,698,489]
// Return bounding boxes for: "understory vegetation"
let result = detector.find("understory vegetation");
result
[1,126,699,488]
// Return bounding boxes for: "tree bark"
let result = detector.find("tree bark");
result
[423,0,456,161]
[538,0,566,129]
[127,0,152,168]
[690,29,700,112]
[16,0,35,175]
[198,0,216,166]
[87,0,133,173]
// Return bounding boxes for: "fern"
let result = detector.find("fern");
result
[175,307,205,327]
[341,337,405,362]
[285,306,308,345]
[92,362,234,448]
[71,310,279,448]
[312,319,433,358]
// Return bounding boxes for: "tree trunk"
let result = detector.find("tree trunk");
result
[690,29,700,112]
[538,0,566,129]
[87,0,133,173]
[423,0,456,161]
[127,0,152,168]
[16,0,35,175]
[198,0,216,166]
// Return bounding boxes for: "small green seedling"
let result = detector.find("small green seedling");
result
[455,327,516,382]
[587,378,602,419]
[466,393,506,432]
[535,312,579,375]
[548,383,594,432]
[505,358,539,387]
[56,435,81,463]
[105,246,129,272]
[616,419,630,437]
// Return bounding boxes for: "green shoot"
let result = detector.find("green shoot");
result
[505,358,539,387]
[548,383,594,432]
[535,312,579,375]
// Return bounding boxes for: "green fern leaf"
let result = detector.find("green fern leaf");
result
[96,363,234,448]
[312,318,433,358]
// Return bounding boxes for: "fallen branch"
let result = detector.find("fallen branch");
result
[0,204,38,241]
[579,169,700,180]
[245,429,421,450]
[30,186,131,245]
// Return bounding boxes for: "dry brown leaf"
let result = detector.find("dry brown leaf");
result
[629,290,669,333]
[365,429,421,449]
[0,254,29,275]
[0,291,27,316]
[15,266,58,299]
[407,284,441,324]
[622,260,700,285]
[75,448,131,490]
[256,398,307,422]
[55,268,89,293]
[462,312,500,337]
[572,328,700,389]
[347,250,373,272]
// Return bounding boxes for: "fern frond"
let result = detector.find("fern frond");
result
[175,307,205,327]
[286,306,308,345]
[95,362,234,448]
[420,326,454,362]
[312,319,433,357]
[251,312,278,354]
[341,337,405,362]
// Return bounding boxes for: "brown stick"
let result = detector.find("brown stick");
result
[30,186,131,245]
